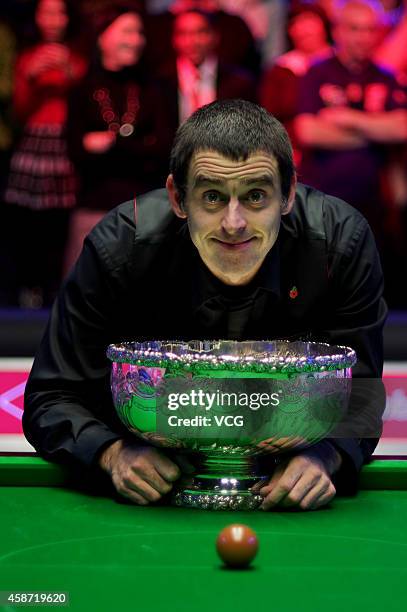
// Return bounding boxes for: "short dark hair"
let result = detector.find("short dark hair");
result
[169,99,295,204]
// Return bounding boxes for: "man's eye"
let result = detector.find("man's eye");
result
[203,191,222,204]
[247,190,266,204]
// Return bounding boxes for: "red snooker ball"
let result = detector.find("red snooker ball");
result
[216,524,258,568]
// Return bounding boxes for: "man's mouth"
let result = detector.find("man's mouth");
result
[213,237,256,251]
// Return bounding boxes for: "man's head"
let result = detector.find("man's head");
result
[333,0,385,65]
[172,10,218,67]
[166,100,297,286]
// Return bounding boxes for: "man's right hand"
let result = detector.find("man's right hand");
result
[98,440,185,505]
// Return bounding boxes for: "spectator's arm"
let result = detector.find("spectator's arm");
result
[294,112,368,149]
[317,107,407,143]
[349,109,407,143]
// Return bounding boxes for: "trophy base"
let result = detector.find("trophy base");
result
[171,454,270,510]
[173,485,264,510]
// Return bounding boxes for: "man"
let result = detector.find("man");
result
[294,0,407,232]
[159,8,256,128]
[24,100,386,511]
[145,0,260,78]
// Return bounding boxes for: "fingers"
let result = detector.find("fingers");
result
[111,445,182,506]
[130,462,174,496]
[259,456,336,511]
[250,478,269,493]
[117,480,161,506]
[300,481,336,510]
[149,449,182,482]
[259,464,303,510]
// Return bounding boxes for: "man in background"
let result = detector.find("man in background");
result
[295,0,407,307]
[159,8,256,128]
[295,0,407,227]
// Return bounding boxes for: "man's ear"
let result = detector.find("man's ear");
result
[281,174,297,215]
[166,174,187,219]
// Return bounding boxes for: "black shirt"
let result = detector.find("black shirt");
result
[23,184,387,492]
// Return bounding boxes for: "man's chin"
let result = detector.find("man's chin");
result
[208,264,258,286]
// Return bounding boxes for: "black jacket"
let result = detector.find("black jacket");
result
[23,184,387,491]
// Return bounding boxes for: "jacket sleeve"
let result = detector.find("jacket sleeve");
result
[322,208,388,493]
[23,216,132,469]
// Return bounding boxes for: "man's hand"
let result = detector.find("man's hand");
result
[98,440,193,505]
[252,441,342,511]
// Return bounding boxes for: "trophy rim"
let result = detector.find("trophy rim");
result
[106,339,357,374]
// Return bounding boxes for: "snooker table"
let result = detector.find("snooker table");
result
[1,456,407,612]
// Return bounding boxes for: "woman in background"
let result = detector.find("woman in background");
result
[64,3,173,273]
[4,0,86,308]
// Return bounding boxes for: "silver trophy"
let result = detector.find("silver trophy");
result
[107,340,356,510]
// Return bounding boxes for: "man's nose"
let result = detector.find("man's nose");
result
[221,200,247,235]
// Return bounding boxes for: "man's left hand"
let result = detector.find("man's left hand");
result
[252,441,342,511]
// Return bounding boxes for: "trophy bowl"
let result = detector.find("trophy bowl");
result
[107,340,356,510]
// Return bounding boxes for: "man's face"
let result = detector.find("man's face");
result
[334,3,382,63]
[173,12,217,66]
[169,151,295,286]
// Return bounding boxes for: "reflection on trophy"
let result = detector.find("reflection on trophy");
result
[107,340,356,510]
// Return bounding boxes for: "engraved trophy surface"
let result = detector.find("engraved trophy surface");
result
[107,340,356,510]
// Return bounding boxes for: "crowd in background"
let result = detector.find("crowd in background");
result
[0,0,406,309]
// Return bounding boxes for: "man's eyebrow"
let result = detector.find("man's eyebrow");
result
[192,174,276,188]
[241,175,275,187]
[192,174,224,188]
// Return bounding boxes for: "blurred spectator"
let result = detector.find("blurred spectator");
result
[158,8,256,128]
[64,3,173,273]
[379,0,405,27]
[218,0,288,65]
[375,6,407,80]
[144,0,261,77]
[375,6,407,286]
[317,0,404,25]
[0,17,16,196]
[3,0,86,308]
[0,16,17,307]
[294,0,407,306]
[260,3,332,164]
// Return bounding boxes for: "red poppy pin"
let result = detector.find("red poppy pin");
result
[289,286,298,299]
